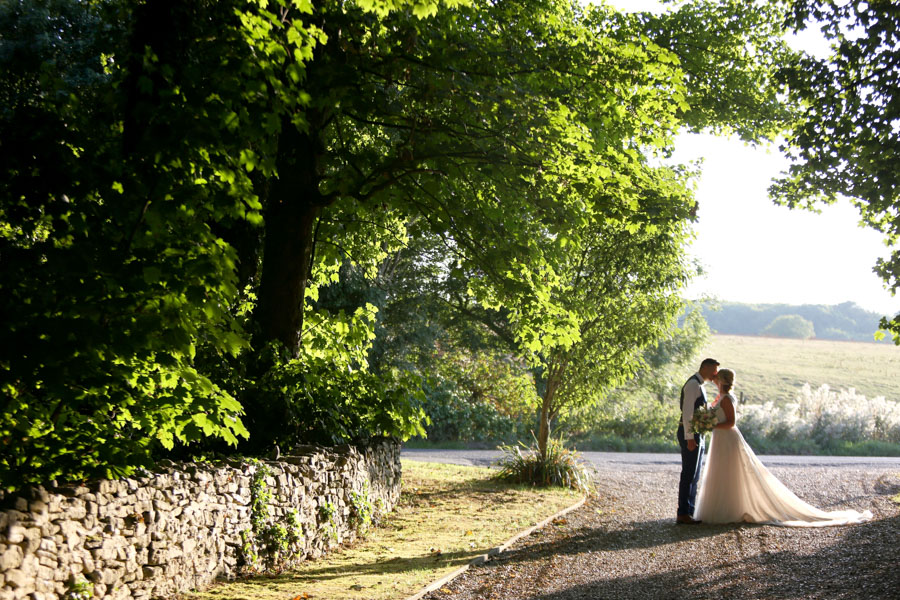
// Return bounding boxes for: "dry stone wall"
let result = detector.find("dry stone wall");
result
[0,439,401,600]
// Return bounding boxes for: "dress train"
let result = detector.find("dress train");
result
[693,398,873,527]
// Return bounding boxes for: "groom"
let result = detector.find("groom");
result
[676,357,719,524]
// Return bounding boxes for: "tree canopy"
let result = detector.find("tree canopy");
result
[772,0,900,342]
[1,0,797,489]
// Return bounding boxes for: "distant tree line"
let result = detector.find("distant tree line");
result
[699,301,892,342]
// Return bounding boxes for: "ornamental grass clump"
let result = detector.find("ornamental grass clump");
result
[494,436,593,493]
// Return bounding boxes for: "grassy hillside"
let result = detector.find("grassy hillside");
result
[700,334,900,405]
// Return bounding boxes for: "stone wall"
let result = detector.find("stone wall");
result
[0,439,401,600]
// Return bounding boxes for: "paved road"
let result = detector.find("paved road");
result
[401,448,900,470]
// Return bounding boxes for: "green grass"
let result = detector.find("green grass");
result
[701,334,900,406]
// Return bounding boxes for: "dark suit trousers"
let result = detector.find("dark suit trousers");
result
[677,424,704,516]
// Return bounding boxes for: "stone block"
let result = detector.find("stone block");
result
[27,501,47,517]
[37,523,57,539]
[152,499,171,512]
[22,529,41,554]
[101,566,125,585]
[36,553,56,569]
[6,524,25,544]
[34,569,56,591]
[4,569,27,589]
[65,501,87,522]
[0,545,23,570]
[79,550,95,574]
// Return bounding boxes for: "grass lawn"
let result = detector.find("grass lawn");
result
[186,460,582,600]
[701,334,900,405]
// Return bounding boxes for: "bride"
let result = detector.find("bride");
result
[693,368,873,526]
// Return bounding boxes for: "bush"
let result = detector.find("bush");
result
[414,381,531,443]
[575,433,677,453]
[737,383,900,454]
[562,389,680,442]
[761,314,816,339]
[494,437,592,492]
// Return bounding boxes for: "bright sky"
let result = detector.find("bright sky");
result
[603,0,898,317]
[672,135,896,316]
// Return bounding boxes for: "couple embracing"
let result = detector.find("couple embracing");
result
[676,358,873,527]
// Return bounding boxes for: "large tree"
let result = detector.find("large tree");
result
[0,0,255,487]
[0,0,797,488]
[771,0,900,342]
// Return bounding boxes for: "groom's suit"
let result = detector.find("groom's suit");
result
[677,372,707,517]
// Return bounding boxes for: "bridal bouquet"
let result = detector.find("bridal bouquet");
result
[691,406,718,435]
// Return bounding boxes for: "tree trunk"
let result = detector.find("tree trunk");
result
[537,356,568,460]
[255,114,329,357]
[538,378,557,460]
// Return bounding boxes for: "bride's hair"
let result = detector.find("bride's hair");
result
[718,368,735,393]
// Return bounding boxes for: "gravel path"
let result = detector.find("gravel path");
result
[422,463,900,600]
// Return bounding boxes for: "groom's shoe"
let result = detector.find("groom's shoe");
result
[676,515,702,525]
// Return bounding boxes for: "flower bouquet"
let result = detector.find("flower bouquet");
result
[691,405,718,435]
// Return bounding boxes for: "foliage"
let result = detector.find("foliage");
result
[413,346,536,443]
[700,300,890,342]
[638,0,797,141]
[239,460,305,573]
[244,331,428,449]
[772,0,900,342]
[740,383,900,446]
[761,314,816,339]
[349,481,376,534]
[0,0,798,488]
[556,306,708,450]
[428,0,797,459]
[64,577,94,600]
[318,500,339,543]
[620,305,712,404]
[494,436,592,492]
[528,206,694,456]
[0,0,251,491]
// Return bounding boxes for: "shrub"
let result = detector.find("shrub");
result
[415,381,531,443]
[494,436,592,492]
[761,314,816,339]
[737,383,900,450]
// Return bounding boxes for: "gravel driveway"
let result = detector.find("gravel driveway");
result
[421,462,900,600]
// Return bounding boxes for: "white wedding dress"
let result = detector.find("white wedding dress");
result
[693,393,873,526]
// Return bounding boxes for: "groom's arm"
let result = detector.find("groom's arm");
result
[682,379,700,438]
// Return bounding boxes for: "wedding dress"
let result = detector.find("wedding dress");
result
[693,393,873,526]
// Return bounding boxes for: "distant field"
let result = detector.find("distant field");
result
[700,334,900,405]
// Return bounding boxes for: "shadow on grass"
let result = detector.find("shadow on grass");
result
[220,479,577,590]
[400,474,568,505]
[226,546,479,587]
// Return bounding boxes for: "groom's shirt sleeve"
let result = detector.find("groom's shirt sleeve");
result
[682,378,700,434]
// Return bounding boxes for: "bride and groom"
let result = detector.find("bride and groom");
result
[676,358,873,526]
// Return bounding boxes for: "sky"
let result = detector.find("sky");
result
[602,0,898,317]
